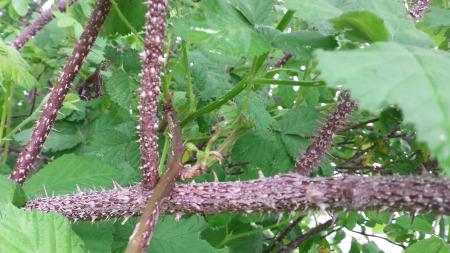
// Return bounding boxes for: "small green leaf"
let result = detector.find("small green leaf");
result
[423,7,450,29]
[274,106,324,136]
[272,30,338,54]
[11,0,29,16]
[0,205,85,253]
[105,68,139,109]
[330,11,389,42]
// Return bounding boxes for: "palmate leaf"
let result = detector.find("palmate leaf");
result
[0,205,85,253]
[173,0,272,57]
[0,40,36,89]
[315,41,450,173]
[284,0,432,46]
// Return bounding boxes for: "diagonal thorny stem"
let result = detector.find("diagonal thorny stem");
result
[295,92,357,176]
[9,0,111,185]
[139,0,168,188]
[10,0,78,50]
[127,99,184,253]
[25,173,450,220]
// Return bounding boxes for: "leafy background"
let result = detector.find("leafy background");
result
[0,0,449,252]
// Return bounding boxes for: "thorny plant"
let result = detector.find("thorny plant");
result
[2,0,449,252]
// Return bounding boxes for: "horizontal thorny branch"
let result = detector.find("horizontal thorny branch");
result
[25,173,450,220]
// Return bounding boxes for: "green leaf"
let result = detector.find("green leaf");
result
[396,215,433,233]
[173,0,271,57]
[284,0,432,46]
[14,122,83,153]
[112,216,228,253]
[405,236,450,253]
[72,221,115,253]
[362,242,383,253]
[0,176,26,206]
[105,68,139,109]
[272,30,338,54]
[103,0,146,36]
[84,120,140,171]
[330,11,389,42]
[316,42,450,173]
[423,7,450,28]
[0,205,84,253]
[274,106,323,136]
[228,0,274,25]
[0,40,36,89]
[11,0,29,16]
[23,154,135,197]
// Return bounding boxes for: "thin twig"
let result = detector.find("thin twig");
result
[277,218,335,253]
[351,230,406,249]
[126,98,184,253]
[265,215,305,253]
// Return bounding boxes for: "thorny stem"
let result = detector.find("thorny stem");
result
[407,0,432,19]
[295,92,358,176]
[26,174,450,220]
[127,99,184,253]
[138,0,168,188]
[10,0,112,185]
[10,0,78,50]
[277,218,335,253]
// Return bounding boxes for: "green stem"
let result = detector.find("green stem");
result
[181,80,248,127]
[276,10,295,31]
[181,41,195,113]
[2,94,49,141]
[253,78,324,87]
[1,83,14,163]
[158,133,170,175]
[110,0,144,43]
[217,218,292,248]
[0,83,12,145]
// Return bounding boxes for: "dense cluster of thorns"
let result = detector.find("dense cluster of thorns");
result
[5,0,445,252]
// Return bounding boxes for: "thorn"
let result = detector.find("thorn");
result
[112,180,123,189]
[212,170,219,182]
[43,185,48,197]
[76,184,82,193]
[258,170,265,179]
[122,216,131,225]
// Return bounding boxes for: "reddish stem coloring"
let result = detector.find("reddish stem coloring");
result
[295,92,357,176]
[10,0,112,185]
[10,0,78,50]
[139,0,168,188]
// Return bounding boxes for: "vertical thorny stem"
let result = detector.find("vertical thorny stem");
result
[127,99,184,253]
[10,0,78,50]
[139,0,168,188]
[295,92,357,176]
[9,0,112,185]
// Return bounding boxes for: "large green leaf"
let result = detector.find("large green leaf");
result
[103,0,146,36]
[173,0,271,57]
[11,0,29,16]
[315,42,450,173]
[23,154,136,197]
[405,236,450,253]
[0,205,85,253]
[284,0,432,46]
[423,7,450,28]
[271,30,338,54]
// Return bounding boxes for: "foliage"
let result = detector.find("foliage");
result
[0,0,450,252]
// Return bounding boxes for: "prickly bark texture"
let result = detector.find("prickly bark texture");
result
[408,0,431,19]
[10,0,111,185]
[295,92,357,176]
[128,99,183,252]
[278,219,334,253]
[10,0,78,50]
[25,174,450,220]
[139,0,168,189]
